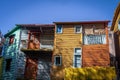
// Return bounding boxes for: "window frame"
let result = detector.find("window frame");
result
[74,25,82,33]
[54,55,62,66]
[9,35,15,45]
[73,48,82,68]
[118,20,120,30]
[56,25,63,34]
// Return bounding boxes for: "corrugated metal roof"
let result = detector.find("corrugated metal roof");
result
[53,20,110,24]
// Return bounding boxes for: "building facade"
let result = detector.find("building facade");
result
[2,24,54,80]
[111,2,120,76]
[2,21,110,80]
[52,21,110,79]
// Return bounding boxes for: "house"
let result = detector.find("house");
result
[52,21,110,79]
[2,24,55,80]
[110,2,120,75]
[2,21,110,80]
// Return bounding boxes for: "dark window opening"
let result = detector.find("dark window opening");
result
[54,56,61,66]
[56,25,62,33]
[0,47,2,56]
[74,55,81,67]
[9,35,15,45]
[75,26,82,33]
[5,59,12,72]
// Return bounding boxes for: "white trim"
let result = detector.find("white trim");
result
[73,48,82,68]
[74,25,82,33]
[118,20,120,30]
[54,55,62,66]
[56,25,63,34]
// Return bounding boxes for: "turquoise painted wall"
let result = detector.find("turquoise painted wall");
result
[2,28,21,80]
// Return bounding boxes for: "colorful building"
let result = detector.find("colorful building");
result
[2,21,110,80]
[110,2,120,76]
[2,24,54,80]
[52,21,110,79]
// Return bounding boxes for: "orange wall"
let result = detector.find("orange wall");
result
[82,44,110,67]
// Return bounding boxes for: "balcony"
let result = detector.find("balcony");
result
[20,26,54,52]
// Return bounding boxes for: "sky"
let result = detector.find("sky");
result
[0,0,119,35]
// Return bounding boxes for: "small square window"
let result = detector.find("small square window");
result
[75,48,81,55]
[9,35,15,45]
[54,56,61,66]
[75,48,81,53]
[0,37,1,42]
[75,26,82,33]
[56,25,62,33]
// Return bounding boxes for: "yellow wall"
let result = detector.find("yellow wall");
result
[52,24,82,80]
[113,12,120,32]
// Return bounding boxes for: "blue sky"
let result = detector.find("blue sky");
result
[0,0,119,34]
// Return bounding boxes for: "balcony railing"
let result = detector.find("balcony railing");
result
[20,39,54,50]
[84,34,106,45]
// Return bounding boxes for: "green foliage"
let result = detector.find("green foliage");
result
[64,66,116,80]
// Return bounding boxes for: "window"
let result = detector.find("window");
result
[73,48,82,68]
[84,34,106,45]
[54,56,61,66]
[118,20,120,30]
[0,47,2,56]
[9,35,15,45]
[5,59,12,72]
[75,25,82,33]
[0,37,1,42]
[109,33,112,38]
[56,25,62,33]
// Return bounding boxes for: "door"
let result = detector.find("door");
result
[25,58,38,80]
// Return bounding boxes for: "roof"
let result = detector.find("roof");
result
[4,24,55,37]
[4,21,110,37]
[111,2,120,30]
[4,26,20,38]
[53,20,110,25]
[16,24,55,27]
